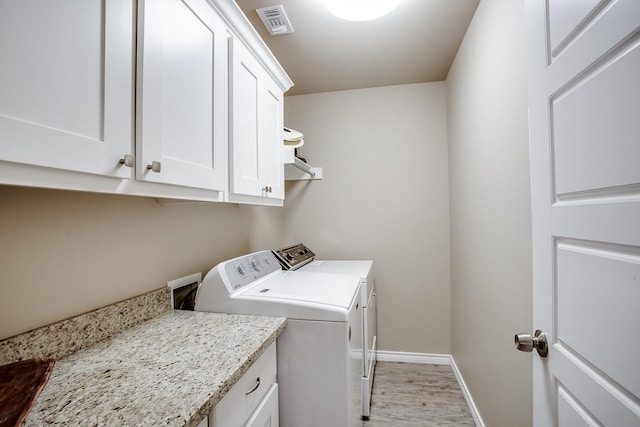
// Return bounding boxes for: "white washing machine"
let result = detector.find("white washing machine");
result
[272,243,377,420]
[194,250,363,427]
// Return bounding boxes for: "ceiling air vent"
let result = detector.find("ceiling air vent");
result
[256,5,294,36]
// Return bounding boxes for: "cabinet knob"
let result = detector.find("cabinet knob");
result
[146,161,161,173]
[118,154,135,168]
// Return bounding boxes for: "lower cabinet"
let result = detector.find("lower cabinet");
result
[244,383,279,427]
[210,342,279,426]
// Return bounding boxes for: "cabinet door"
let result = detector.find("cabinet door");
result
[261,79,285,199]
[245,383,279,427]
[229,37,262,197]
[137,0,226,190]
[229,37,284,200]
[210,343,277,426]
[0,0,133,178]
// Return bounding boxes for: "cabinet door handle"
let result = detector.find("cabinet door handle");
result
[146,161,161,173]
[118,154,135,168]
[245,377,261,395]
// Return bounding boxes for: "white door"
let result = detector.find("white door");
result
[0,0,133,178]
[136,0,227,190]
[526,1,640,426]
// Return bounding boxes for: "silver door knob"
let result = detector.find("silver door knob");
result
[514,329,548,357]
[146,161,161,173]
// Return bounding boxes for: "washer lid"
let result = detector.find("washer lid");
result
[299,260,373,279]
[242,270,360,308]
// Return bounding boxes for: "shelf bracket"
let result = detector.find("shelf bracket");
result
[284,158,323,181]
[291,158,316,177]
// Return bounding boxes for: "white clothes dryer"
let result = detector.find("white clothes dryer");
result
[194,250,363,427]
[272,243,377,420]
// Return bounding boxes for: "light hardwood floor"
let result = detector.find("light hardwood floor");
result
[363,362,475,426]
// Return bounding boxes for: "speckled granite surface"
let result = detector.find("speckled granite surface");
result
[22,310,286,427]
[0,287,171,365]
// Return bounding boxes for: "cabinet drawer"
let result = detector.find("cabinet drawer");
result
[211,342,277,426]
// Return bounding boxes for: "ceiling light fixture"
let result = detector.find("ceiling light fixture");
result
[323,0,402,22]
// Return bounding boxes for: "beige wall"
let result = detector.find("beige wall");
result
[0,185,250,339]
[446,0,533,426]
[279,82,452,354]
[2,5,535,422]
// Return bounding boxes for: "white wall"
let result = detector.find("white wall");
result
[0,185,250,339]
[278,82,452,353]
[446,0,533,425]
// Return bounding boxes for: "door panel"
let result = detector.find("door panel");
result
[0,0,133,177]
[556,241,640,397]
[230,37,261,196]
[551,40,640,195]
[554,348,639,426]
[137,0,226,190]
[245,383,279,427]
[557,386,597,427]
[229,37,285,201]
[261,82,284,199]
[552,203,640,247]
[548,0,603,57]
[527,0,640,425]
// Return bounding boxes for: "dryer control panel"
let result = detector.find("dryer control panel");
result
[224,251,282,290]
[273,243,315,270]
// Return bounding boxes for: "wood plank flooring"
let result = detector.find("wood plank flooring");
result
[363,362,476,426]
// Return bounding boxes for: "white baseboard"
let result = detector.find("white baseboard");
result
[375,351,485,427]
[375,350,450,365]
[449,356,485,427]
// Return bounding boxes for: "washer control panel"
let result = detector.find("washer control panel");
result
[224,251,281,290]
[272,243,315,270]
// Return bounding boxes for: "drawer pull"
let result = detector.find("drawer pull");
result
[245,377,261,395]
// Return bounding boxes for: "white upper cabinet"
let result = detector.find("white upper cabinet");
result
[229,37,285,203]
[136,0,227,191]
[0,0,134,178]
[0,0,291,203]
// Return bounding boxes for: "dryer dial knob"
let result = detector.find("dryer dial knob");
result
[236,264,246,275]
[251,257,262,271]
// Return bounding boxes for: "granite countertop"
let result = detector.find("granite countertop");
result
[22,311,286,427]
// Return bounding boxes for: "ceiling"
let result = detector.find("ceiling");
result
[236,0,480,96]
